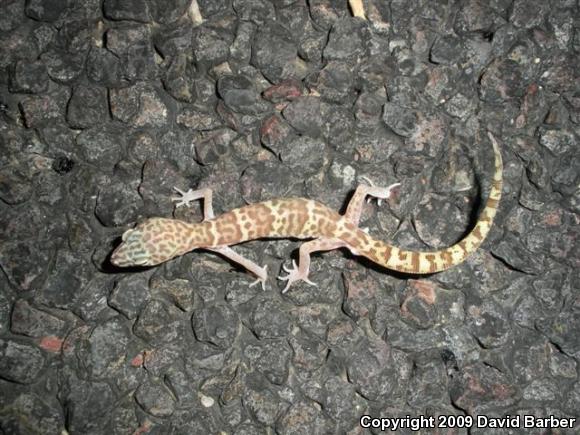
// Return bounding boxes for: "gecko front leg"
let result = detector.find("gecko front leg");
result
[278,238,347,293]
[343,179,400,226]
[172,187,215,220]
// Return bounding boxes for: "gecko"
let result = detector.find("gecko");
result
[111,132,503,293]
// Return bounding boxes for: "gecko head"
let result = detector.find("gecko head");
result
[111,218,195,267]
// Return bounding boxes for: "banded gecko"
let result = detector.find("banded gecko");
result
[111,133,502,292]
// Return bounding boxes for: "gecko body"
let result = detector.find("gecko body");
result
[111,133,503,292]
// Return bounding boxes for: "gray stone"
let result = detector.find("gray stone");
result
[251,22,298,83]
[9,59,48,93]
[41,49,84,83]
[10,299,66,337]
[195,128,236,165]
[148,0,190,24]
[95,181,142,227]
[282,96,325,137]
[86,47,122,86]
[86,317,130,379]
[25,0,67,22]
[76,125,123,169]
[492,233,544,275]
[109,83,169,127]
[276,401,331,434]
[192,303,240,348]
[280,136,326,176]
[192,26,231,65]
[135,377,176,417]
[310,61,355,103]
[0,339,45,384]
[0,0,25,32]
[197,0,231,16]
[246,340,291,385]
[537,309,580,356]
[450,364,519,413]
[60,371,115,433]
[430,35,466,65]
[67,85,108,128]
[466,300,511,348]
[382,102,417,137]
[323,17,369,61]
[233,0,275,25]
[250,298,292,339]
[164,54,196,103]
[109,274,151,319]
[153,18,192,57]
[103,0,151,22]
[0,394,64,434]
[19,93,64,127]
[288,329,328,372]
[217,74,269,115]
[134,299,185,345]
[539,128,576,155]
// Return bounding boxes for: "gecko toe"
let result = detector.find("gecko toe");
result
[277,260,316,292]
[249,277,266,290]
[303,277,317,287]
[249,265,268,290]
[360,175,376,186]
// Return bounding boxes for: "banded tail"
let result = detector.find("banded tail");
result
[362,132,503,274]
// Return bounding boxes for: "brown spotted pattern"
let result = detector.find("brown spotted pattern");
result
[112,134,502,275]
[209,198,342,245]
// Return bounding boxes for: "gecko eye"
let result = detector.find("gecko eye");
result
[121,228,134,242]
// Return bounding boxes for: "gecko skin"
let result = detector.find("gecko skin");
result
[111,133,502,292]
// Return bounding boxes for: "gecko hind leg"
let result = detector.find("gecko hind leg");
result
[172,187,214,220]
[343,179,400,226]
[208,246,268,290]
[278,238,346,293]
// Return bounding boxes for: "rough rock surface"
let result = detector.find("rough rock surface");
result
[0,0,578,433]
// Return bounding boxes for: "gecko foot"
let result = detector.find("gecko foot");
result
[172,187,199,208]
[249,265,268,291]
[277,260,317,293]
[360,177,400,207]
[172,186,214,209]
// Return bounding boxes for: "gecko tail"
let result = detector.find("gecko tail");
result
[366,132,503,274]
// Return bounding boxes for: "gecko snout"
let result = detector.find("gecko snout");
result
[111,227,155,267]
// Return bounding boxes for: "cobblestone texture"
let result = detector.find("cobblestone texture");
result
[0,0,579,433]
